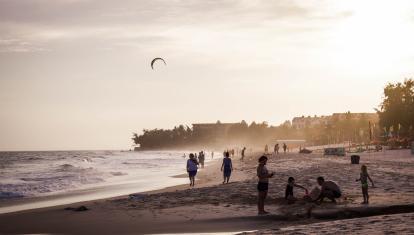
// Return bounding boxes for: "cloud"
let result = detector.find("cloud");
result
[0,38,46,52]
[0,0,353,54]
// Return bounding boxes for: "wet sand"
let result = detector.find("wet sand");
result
[0,149,413,234]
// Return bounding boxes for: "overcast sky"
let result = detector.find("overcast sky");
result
[1,0,414,150]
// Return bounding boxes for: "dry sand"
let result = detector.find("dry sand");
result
[0,149,413,234]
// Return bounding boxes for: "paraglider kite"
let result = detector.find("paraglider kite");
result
[151,57,166,70]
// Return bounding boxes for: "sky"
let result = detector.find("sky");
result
[1,0,414,151]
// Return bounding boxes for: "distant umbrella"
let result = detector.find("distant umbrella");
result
[151,57,166,70]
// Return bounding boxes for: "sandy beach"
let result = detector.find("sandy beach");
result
[1,149,413,234]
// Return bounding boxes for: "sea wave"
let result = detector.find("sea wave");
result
[110,171,127,176]
[0,191,24,199]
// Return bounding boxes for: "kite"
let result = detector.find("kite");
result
[151,57,166,69]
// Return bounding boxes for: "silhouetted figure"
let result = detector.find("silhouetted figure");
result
[241,147,246,161]
[285,177,308,204]
[186,153,199,187]
[314,177,342,203]
[283,143,287,154]
[257,155,274,215]
[264,145,269,154]
[211,151,214,159]
[274,144,279,155]
[221,152,233,184]
[198,151,205,168]
[356,165,374,204]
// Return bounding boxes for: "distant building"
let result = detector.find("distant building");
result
[292,115,330,129]
[291,113,378,129]
[331,113,378,122]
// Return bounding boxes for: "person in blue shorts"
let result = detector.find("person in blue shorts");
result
[221,151,233,184]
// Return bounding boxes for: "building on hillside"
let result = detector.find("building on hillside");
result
[331,113,378,122]
[292,115,330,129]
[291,113,378,129]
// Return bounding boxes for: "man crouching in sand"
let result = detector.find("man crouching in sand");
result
[314,176,342,204]
[257,155,274,215]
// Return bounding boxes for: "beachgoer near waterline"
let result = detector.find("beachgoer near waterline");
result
[221,151,233,184]
[264,144,269,154]
[198,151,205,168]
[285,177,308,204]
[241,147,246,161]
[274,143,279,155]
[314,177,342,203]
[257,155,274,215]
[356,165,374,204]
[283,143,287,154]
[186,153,199,187]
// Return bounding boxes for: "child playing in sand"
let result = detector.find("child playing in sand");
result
[186,153,199,187]
[221,151,233,184]
[356,165,374,204]
[257,155,274,215]
[285,177,308,204]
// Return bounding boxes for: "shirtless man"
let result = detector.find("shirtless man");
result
[314,176,342,203]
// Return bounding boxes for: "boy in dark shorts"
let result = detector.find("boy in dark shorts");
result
[257,155,274,215]
[285,177,308,204]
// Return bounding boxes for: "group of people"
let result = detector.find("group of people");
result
[186,148,375,215]
[186,150,234,187]
[257,155,374,215]
[264,143,288,155]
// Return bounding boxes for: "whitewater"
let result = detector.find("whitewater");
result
[0,150,215,213]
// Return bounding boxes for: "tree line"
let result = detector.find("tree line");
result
[132,117,378,149]
[132,79,414,149]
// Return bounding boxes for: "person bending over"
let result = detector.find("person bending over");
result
[314,176,342,203]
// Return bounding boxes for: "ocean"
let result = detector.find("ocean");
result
[0,150,215,213]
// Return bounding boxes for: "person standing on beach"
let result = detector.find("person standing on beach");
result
[241,147,246,161]
[198,151,205,168]
[211,151,214,159]
[186,153,199,187]
[264,144,269,154]
[356,165,374,204]
[283,143,287,154]
[274,144,279,156]
[221,152,233,184]
[257,155,274,215]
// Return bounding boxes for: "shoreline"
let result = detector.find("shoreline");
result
[0,155,224,215]
[1,150,414,234]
